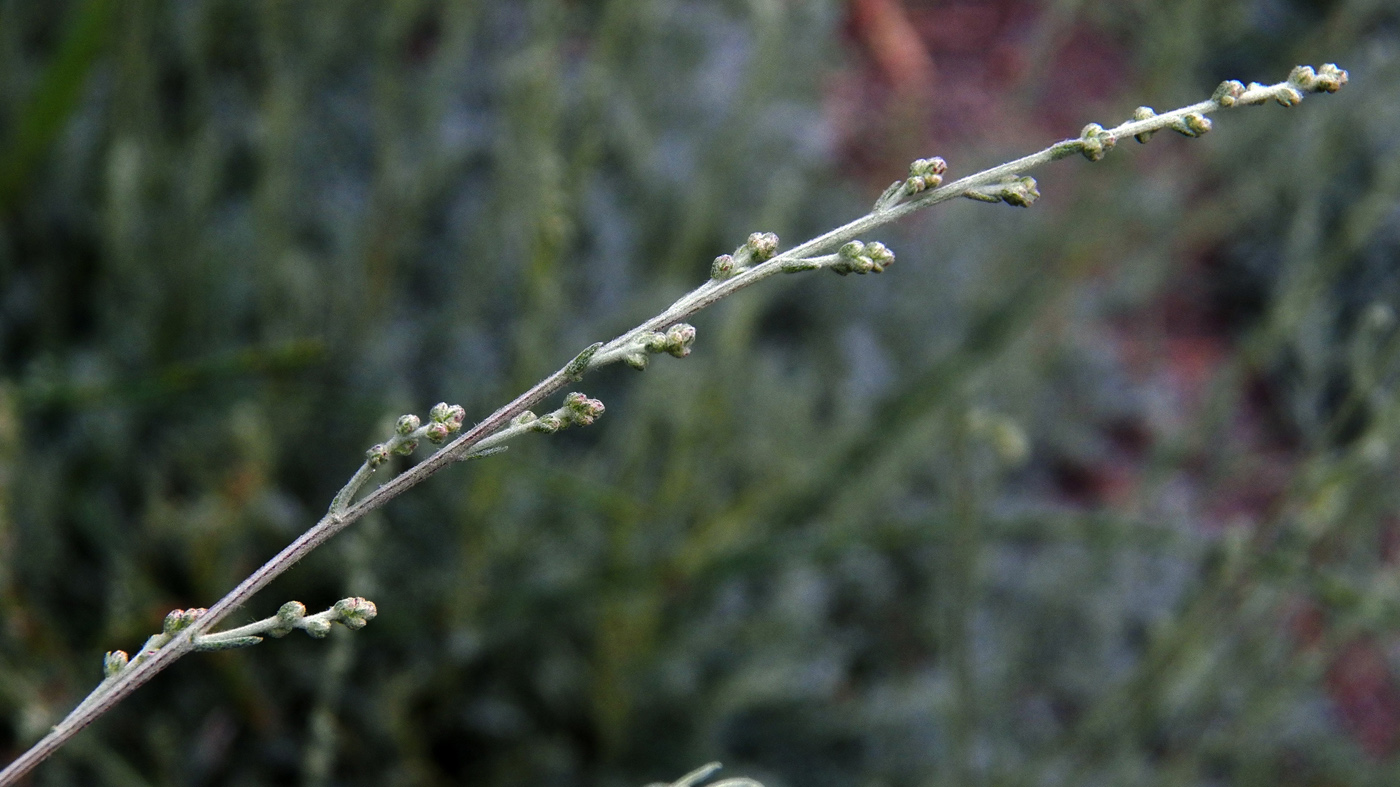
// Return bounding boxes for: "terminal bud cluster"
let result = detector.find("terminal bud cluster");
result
[623,323,698,370]
[712,232,781,280]
[831,241,895,275]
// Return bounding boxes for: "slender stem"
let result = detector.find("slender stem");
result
[0,69,1340,787]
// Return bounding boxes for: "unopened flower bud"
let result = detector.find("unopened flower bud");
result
[642,330,669,353]
[302,618,332,638]
[865,242,895,272]
[999,176,1039,208]
[1290,63,1348,93]
[1079,123,1116,161]
[532,414,564,434]
[711,254,738,280]
[1274,86,1303,107]
[443,405,466,428]
[1132,106,1158,143]
[392,439,418,456]
[366,443,391,468]
[1211,80,1245,107]
[665,323,696,357]
[333,597,378,630]
[395,414,420,435]
[563,392,606,426]
[833,239,888,275]
[1315,63,1348,92]
[104,650,129,677]
[746,232,780,262]
[163,608,206,634]
[429,402,452,422]
[270,601,306,637]
[513,411,538,426]
[1171,113,1212,137]
[424,422,452,444]
[905,156,947,192]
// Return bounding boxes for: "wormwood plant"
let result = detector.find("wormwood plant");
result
[0,63,1349,785]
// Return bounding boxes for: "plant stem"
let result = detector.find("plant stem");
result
[0,67,1343,787]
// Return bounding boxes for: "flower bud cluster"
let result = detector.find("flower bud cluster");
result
[521,391,606,434]
[1212,80,1246,107]
[1289,64,1348,94]
[906,157,947,193]
[623,323,698,370]
[563,392,607,426]
[163,608,207,634]
[1078,123,1117,161]
[1170,113,1212,138]
[831,241,895,275]
[188,597,382,649]
[964,176,1039,207]
[425,402,467,444]
[366,402,467,467]
[712,233,781,280]
[333,597,378,630]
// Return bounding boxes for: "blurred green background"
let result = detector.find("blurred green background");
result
[2,1,1399,785]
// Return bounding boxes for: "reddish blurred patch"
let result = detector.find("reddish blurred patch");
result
[1291,601,1400,758]
[834,0,1129,187]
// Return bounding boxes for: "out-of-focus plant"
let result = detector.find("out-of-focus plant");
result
[0,60,1349,784]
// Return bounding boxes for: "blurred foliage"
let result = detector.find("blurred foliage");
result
[2,0,1400,786]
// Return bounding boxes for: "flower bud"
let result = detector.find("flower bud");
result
[302,618,332,638]
[711,254,738,280]
[906,157,947,192]
[513,411,538,426]
[1170,113,1212,137]
[424,422,452,444]
[642,330,670,353]
[1290,63,1348,93]
[1211,80,1245,107]
[532,414,564,434]
[746,232,779,262]
[865,242,895,272]
[1079,123,1116,161]
[564,392,606,426]
[104,650,129,677]
[999,176,1039,208]
[391,439,418,456]
[1274,86,1303,107]
[1132,106,1158,143]
[366,443,390,468]
[443,405,466,428]
[163,608,206,634]
[429,402,452,422]
[665,323,696,357]
[333,597,378,630]
[395,414,421,435]
[271,601,307,637]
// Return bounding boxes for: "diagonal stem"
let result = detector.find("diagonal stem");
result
[0,66,1345,787]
